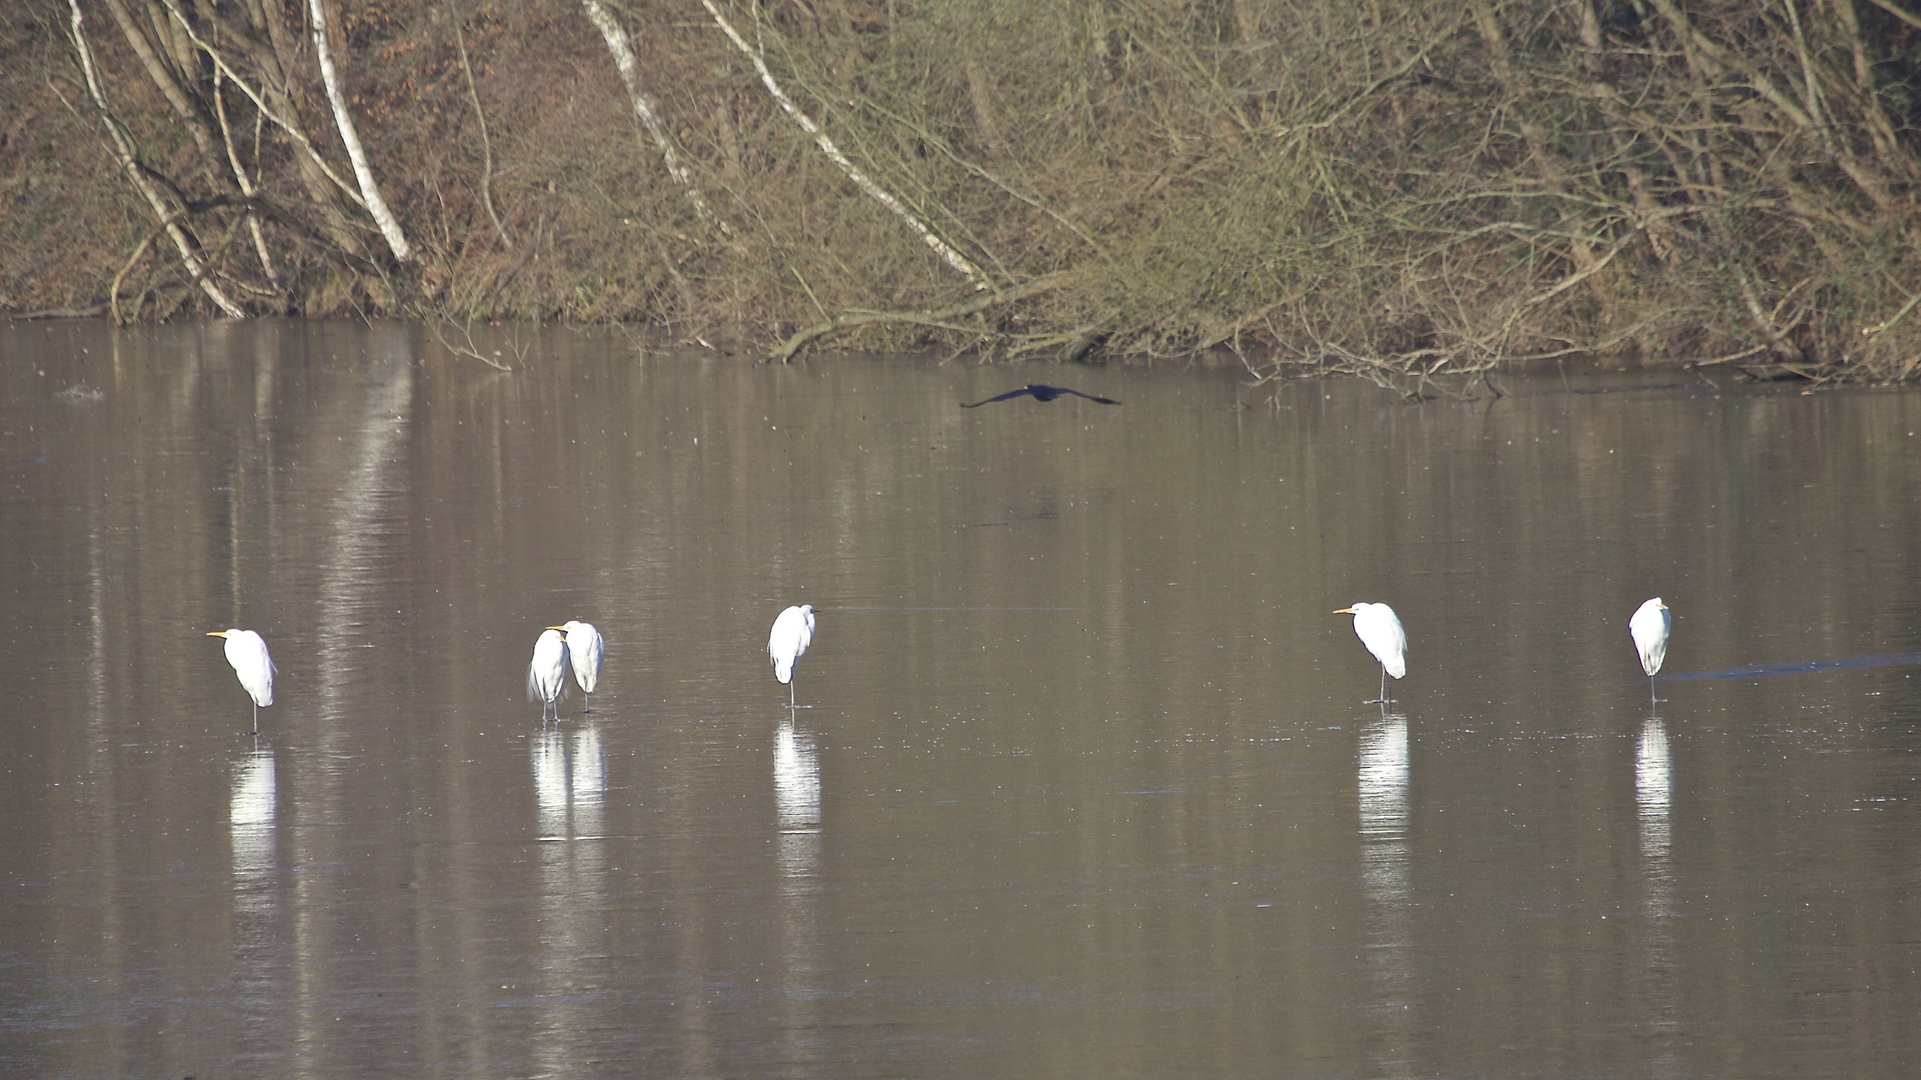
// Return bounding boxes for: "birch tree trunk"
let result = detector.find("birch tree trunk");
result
[99,0,221,170]
[580,0,722,229]
[67,0,246,318]
[307,0,413,262]
[212,70,281,286]
[147,0,366,256]
[699,0,984,286]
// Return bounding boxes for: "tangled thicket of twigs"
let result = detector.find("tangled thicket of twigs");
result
[6,1,1921,381]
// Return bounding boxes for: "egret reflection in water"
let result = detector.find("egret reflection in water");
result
[1357,712,1415,1072]
[1358,715,1410,878]
[774,718,821,877]
[228,744,287,1046]
[230,746,277,896]
[529,725,610,1076]
[1634,716,1683,1071]
[533,725,607,841]
[1635,718,1673,866]
[772,717,824,1068]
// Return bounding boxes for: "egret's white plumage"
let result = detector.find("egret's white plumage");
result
[527,628,571,722]
[555,620,605,708]
[1630,598,1671,705]
[768,604,816,708]
[1333,602,1407,706]
[1630,598,1670,676]
[208,629,274,733]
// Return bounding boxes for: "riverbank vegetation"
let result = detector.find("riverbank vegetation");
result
[7,1,1921,382]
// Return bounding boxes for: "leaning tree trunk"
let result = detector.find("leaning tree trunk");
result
[699,0,984,288]
[67,0,246,318]
[581,0,723,230]
[307,0,413,263]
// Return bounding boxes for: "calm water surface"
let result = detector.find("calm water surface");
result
[2,320,1919,1078]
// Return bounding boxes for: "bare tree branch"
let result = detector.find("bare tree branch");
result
[699,0,985,287]
[768,272,1072,362]
[67,0,245,317]
[158,0,368,212]
[581,0,725,232]
[453,12,513,250]
[211,69,279,287]
[1862,0,1921,31]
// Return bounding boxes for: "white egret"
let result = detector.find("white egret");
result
[553,621,605,711]
[1630,597,1671,706]
[1333,602,1407,707]
[527,627,571,722]
[208,629,274,734]
[768,604,816,709]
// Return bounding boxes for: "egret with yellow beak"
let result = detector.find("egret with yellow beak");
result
[208,629,274,734]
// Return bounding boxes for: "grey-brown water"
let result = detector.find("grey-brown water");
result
[4,320,1920,1078]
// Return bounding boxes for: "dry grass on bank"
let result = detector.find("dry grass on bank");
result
[6,1,1921,383]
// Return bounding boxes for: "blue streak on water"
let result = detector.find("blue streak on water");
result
[1663,652,1921,682]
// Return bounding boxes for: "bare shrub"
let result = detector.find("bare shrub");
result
[6,0,1921,382]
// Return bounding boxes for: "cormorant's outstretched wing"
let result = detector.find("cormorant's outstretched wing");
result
[962,384,1120,407]
[961,387,1040,408]
[1053,387,1120,405]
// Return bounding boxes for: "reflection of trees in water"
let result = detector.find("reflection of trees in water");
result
[1358,713,1415,1076]
[1635,718,1683,1076]
[773,718,823,1076]
[282,330,415,1066]
[313,340,413,739]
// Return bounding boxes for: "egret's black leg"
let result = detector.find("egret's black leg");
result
[1365,664,1390,706]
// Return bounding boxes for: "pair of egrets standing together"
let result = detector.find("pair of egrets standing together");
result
[1334,596,1674,706]
[526,620,608,720]
[208,598,1667,729]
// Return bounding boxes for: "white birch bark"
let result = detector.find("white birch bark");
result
[698,0,984,286]
[581,0,723,229]
[307,0,414,262]
[67,0,247,318]
[158,0,366,212]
